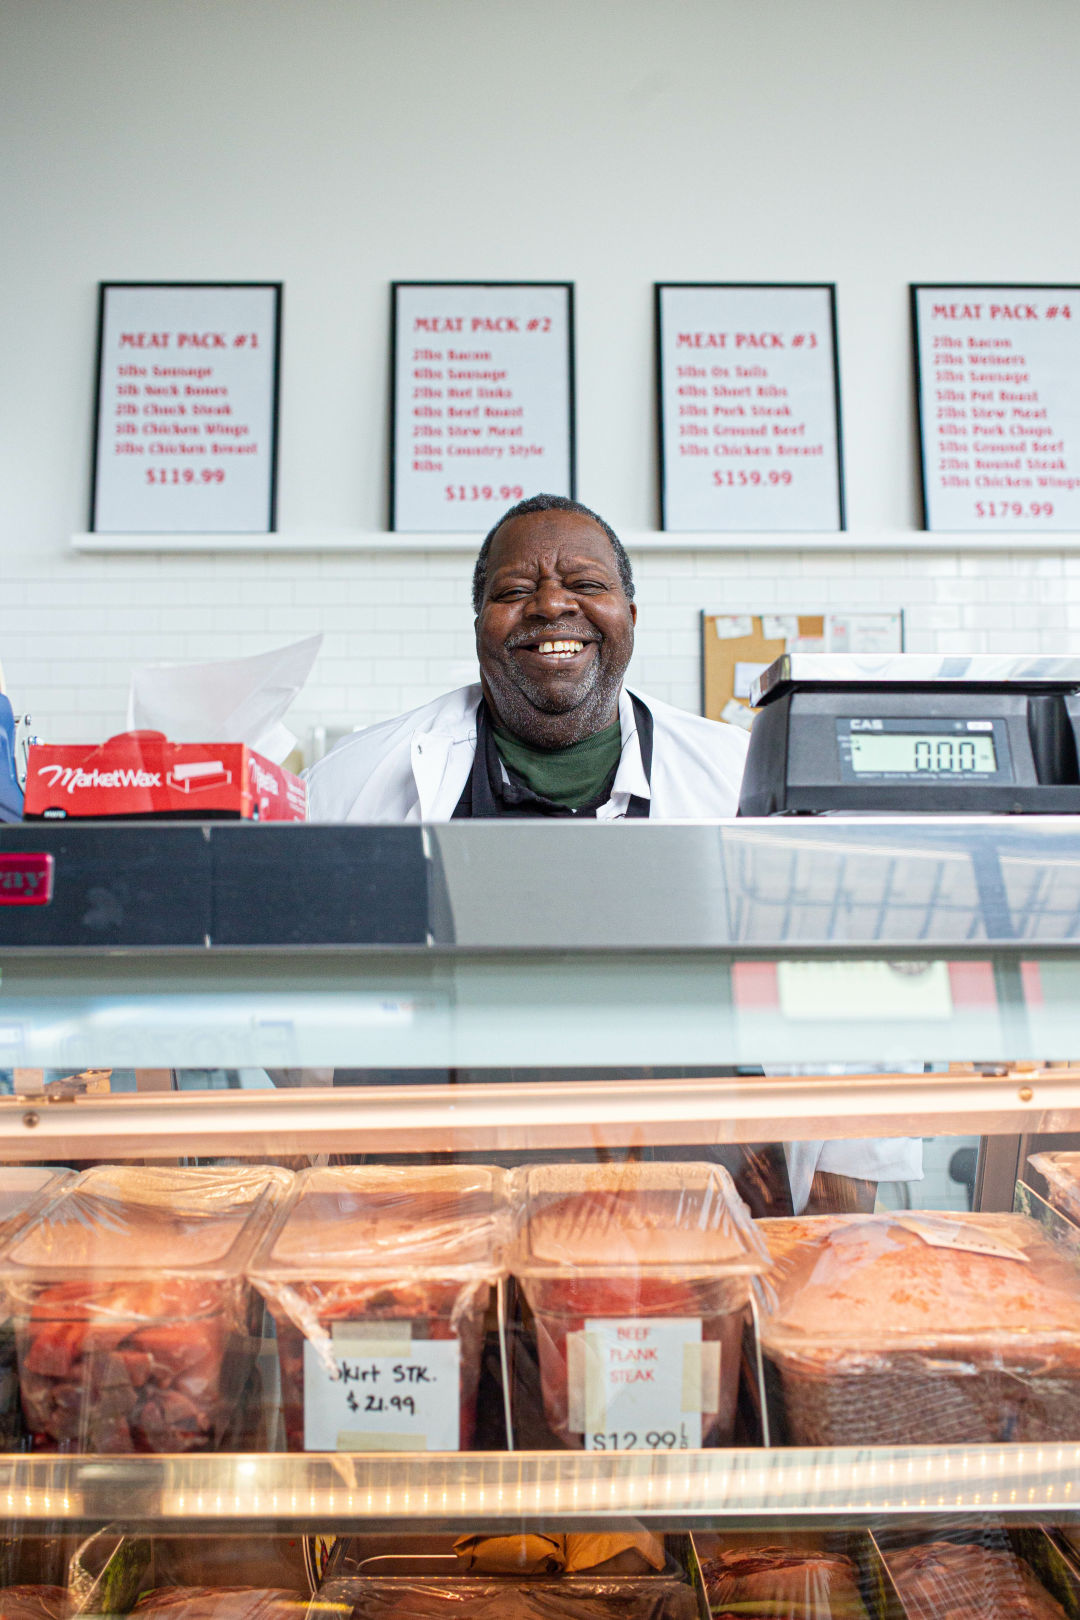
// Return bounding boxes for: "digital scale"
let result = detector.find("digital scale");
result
[738,655,1080,815]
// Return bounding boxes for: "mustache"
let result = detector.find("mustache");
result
[502,625,602,650]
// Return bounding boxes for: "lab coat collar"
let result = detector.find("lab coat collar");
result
[411,683,652,822]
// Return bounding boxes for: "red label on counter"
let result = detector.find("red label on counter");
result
[0,854,54,905]
[23,734,305,822]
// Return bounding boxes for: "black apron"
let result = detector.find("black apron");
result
[451,694,654,819]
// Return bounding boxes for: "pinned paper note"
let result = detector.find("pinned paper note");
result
[126,635,321,764]
[895,1214,1030,1263]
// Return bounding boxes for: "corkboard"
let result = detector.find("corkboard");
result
[702,613,825,723]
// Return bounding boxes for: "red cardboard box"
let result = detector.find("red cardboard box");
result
[23,732,306,821]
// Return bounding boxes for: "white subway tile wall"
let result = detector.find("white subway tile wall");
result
[0,550,1073,751]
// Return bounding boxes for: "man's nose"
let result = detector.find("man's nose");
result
[528,578,578,618]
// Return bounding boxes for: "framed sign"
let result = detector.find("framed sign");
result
[91,282,281,534]
[391,281,575,532]
[913,284,1080,532]
[656,283,845,532]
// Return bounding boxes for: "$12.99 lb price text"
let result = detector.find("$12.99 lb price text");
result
[589,1424,692,1451]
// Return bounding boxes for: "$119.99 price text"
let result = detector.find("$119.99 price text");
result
[146,468,226,486]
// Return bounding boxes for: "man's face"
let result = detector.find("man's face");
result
[476,509,637,748]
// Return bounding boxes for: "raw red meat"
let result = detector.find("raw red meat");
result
[17,1279,229,1453]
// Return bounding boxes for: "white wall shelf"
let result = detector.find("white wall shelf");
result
[70,529,1080,555]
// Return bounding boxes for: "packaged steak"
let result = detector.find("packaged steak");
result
[0,1170,71,1449]
[315,1576,699,1620]
[695,1535,868,1618]
[1029,1153,1080,1226]
[882,1540,1067,1620]
[512,1163,767,1450]
[0,1165,285,1453]
[755,1211,1080,1446]
[249,1166,508,1452]
[130,1589,307,1619]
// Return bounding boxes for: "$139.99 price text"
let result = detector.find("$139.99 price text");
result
[445,484,524,502]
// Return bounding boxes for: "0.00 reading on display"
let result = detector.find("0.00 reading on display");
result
[850,732,997,775]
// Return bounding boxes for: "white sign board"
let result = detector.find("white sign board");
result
[579,1317,704,1451]
[392,282,575,532]
[92,283,280,534]
[914,285,1080,532]
[303,1328,461,1452]
[658,284,845,532]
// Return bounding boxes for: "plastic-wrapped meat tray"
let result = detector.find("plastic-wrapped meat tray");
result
[694,1536,868,1619]
[0,1587,73,1620]
[249,1166,507,1453]
[0,1166,284,1453]
[512,1163,767,1450]
[881,1539,1068,1620]
[0,1170,70,1449]
[1029,1152,1080,1227]
[315,1576,700,1620]
[130,1590,308,1619]
[756,1211,1080,1446]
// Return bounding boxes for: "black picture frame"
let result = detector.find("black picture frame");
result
[655,282,846,533]
[389,281,575,532]
[911,282,1080,531]
[90,280,283,534]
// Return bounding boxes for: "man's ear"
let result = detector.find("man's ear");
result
[630,602,638,626]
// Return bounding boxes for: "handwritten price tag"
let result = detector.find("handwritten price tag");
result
[303,1327,461,1451]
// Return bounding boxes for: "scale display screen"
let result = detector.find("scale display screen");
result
[835,718,1012,784]
[849,731,997,775]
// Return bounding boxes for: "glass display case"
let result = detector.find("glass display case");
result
[2,816,1080,1618]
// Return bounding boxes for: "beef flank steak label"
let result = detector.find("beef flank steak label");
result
[391,281,575,532]
[91,282,281,535]
[657,283,845,533]
[913,284,1080,532]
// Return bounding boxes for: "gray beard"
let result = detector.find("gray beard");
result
[486,661,623,748]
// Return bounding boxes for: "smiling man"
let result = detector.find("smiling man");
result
[306,493,749,821]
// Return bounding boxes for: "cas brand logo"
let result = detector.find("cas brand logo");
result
[851,719,884,731]
[37,764,163,795]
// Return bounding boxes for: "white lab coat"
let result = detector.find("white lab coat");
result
[305,682,923,1207]
[306,683,749,822]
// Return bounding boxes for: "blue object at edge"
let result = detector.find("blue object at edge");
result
[0,694,24,822]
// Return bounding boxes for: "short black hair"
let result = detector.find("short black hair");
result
[471,493,635,615]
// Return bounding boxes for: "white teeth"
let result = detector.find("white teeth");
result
[536,639,585,656]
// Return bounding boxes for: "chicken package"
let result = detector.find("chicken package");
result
[0,1170,71,1449]
[0,1166,285,1453]
[130,1589,306,1619]
[315,1576,699,1620]
[695,1535,867,1619]
[0,1587,73,1620]
[511,1163,767,1451]
[249,1166,508,1452]
[755,1211,1080,1446]
[1029,1153,1080,1227]
[882,1540,1067,1620]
